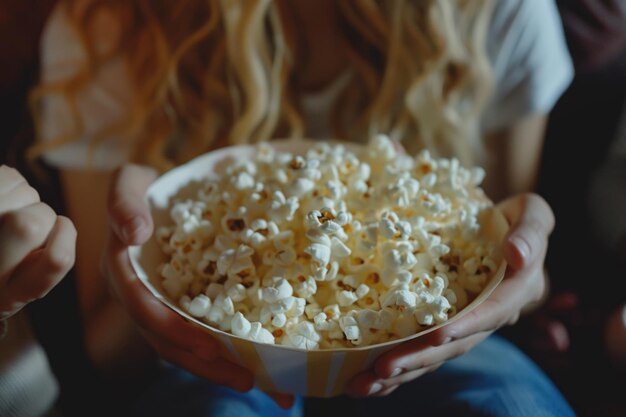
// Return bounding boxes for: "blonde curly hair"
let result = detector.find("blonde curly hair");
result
[30,0,495,170]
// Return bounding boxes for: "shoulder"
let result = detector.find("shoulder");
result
[488,0,564,44]
[41,2,124,82]
[483,0,574,131]
[38,2,133,171]
[40,3,85,82]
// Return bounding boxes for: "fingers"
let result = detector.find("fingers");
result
[427,272,534,347]
[104,164,241,389]
[0,216,76,315]
[373,331,490,380]
[346,193,556,398]
[0,202,57,280]
[347,362,440,397]
[497,193,554,270]
[346,371,383,397]
[0,167,76,318]
[108,164,158,245]
[0,165,28,195]
[373,385,399,397]
[0,178,40,214]
[104,234,255,394]
[104,235,221,356]
[346,371,393,397]
[372,363,443,397]
[420,193,553,344]
[348,332,487,397]
[144,332,254,392]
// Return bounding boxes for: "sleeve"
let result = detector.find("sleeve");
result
[481,0,574,132]
[39,4,134,171]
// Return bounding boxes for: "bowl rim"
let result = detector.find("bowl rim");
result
[128,139,508,353]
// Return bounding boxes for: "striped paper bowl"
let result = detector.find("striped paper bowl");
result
[128,140,508,397]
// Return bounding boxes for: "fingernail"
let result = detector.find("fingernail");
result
[442,336,452,344]
[368,382,382,395]
[122,217,145,243]
[389,368,403,378]
[510,236,530,261]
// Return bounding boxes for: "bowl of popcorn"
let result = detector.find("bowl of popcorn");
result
[128,134,508,397]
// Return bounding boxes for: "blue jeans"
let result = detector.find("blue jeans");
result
[130,367,304,417]
[130,335,576,417]
[333,334,577,417]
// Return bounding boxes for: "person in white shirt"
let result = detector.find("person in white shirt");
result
[29,0,576,416]
[0,165,76,417]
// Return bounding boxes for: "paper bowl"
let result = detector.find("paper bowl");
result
[128,139,508,397]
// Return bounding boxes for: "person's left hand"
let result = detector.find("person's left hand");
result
[103,164,296,409]
[346,193,554,397]
[0,165,76,323]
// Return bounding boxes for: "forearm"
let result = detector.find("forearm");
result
[484,115,552,313]
[85,299,156,378]
[59,169,154,377]
[483,114,548,200]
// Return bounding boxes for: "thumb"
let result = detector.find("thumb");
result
[497,193,555,270]
[108,164,158,246]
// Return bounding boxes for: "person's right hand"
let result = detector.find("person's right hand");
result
[0,165,76,322]
[102,164,255,392]
[346,193,555,397]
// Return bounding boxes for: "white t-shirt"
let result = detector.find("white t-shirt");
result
[39,0,573,170]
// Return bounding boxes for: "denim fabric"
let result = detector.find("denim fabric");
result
[339,334,577,417]
[131,335,575,417]
[130,366,304,417]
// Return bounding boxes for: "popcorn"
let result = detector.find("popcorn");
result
[269,191,299,223]
[339,315,360,342]
[330,237,351,258]
[156,135,499,350]
[355,284,370,299]
[294,275,317,299]
[232,312,252,337]
[394,313,419,338]
[305,303,322,319]
[217,245,255,278]
[226,283,247,302]
[287,177,316,197]
[380,287,418,310]
[284,321,321,350]
[261,278,293,303]
[242,219,275,248]
[205,283,223,299]
[248,322,275,344]
[188,294,212,318]
[304,243,331,267]
[231,171,255,190]
[337,290,358,307]
[272,313,287,328]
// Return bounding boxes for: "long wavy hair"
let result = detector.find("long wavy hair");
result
[30,0,495,170]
